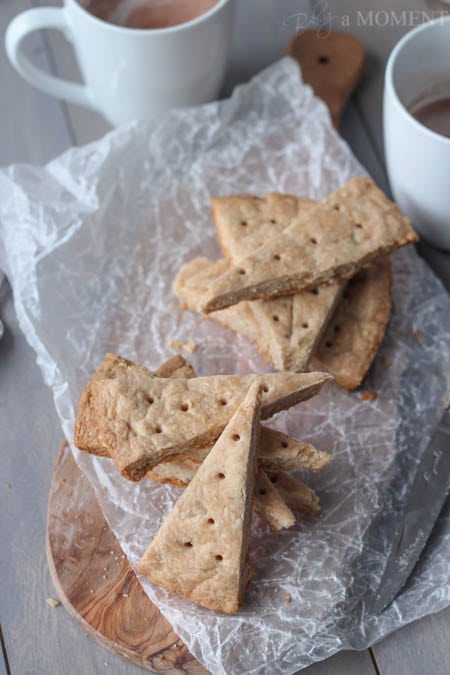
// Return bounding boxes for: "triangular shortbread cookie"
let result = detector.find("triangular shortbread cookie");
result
[202,177,417,313]
[211,192,315,261]
[147,459,321,522]
[268,472,320,516]
[212,192,328,371]
[148,424,330,479]
[174,257,263,352]
[175,256,343,372]
[253,469,296,530]
[138,382,262,613]
[74,353,195,459]
[79,355,331,472]
[74,354,332,480]
[311,257,392,390]
[147,459,297,532]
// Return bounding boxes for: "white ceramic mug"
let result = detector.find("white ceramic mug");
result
[5,0,234,127]
[383,16,450,251]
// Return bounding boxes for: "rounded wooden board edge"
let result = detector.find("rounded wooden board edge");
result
[46,441,208,674]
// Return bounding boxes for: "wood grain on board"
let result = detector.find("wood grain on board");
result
[47,442,206,674]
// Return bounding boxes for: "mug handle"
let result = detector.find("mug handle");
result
[5,7,95,110]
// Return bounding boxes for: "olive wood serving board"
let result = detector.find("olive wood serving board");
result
[47,442,206,673]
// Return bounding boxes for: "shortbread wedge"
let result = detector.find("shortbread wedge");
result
[211,192,315,262]
[75,354,332,480]
[74,353,194,458]
[147,459,319,527]
[201,176,418,313]
[268,473,320,516]
[148,461,320,517]
[310,257,393,390]
[154,354,197,379]
[174,257,263,353]
[80,355,331,472]
[175,256,343,372]
[253,469,296,530]
[147,458,296,531]
[138,382,261,613]
[211,192,393,385]
[150,426,330,476]
[212,193,343,370]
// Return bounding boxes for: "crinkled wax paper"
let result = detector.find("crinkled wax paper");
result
[1,59,450,674]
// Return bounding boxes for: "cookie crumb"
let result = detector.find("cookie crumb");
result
[284,593,291,604]
[443,397,449,405]
[46,598,60,608]
[59,478,66,483]
[381,356,391,368]
[169,339,197,353]
[4,483,11,489]
[361,390,378,402]
[412,329,422,342]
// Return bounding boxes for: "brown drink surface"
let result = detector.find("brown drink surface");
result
[411,97,450,139]
[83,0,219,29]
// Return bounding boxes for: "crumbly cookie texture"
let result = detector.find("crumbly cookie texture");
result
[168,339,197,353]
[138,382,262,613]
[173,255,392,391]
[201,176,417,313]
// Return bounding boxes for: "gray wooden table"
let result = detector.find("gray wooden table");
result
[1,1,450,673]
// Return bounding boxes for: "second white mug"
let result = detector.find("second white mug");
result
[5,0,234,127]
[383,16,450,251]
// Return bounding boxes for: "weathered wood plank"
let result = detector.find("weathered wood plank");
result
[0,284,139,675]
[373,606,450,675]
[303,650,376,674]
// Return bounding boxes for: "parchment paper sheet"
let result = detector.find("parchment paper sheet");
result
[1,59,450,674]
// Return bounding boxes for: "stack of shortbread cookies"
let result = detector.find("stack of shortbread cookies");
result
[174,176,419,390]
[75,353,333,611]
[74,177,418,612]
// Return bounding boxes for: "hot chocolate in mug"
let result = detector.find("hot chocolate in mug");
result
[5,0,234,126]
